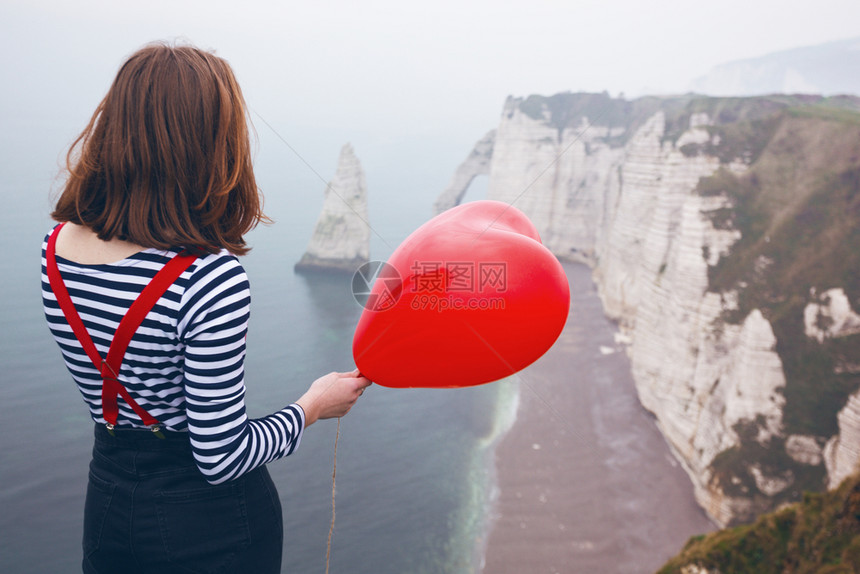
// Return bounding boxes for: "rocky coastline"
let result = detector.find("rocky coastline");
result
[439,92,860,527]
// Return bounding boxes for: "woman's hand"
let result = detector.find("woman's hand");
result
[296,369,372,427]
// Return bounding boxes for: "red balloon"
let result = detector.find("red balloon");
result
[352,200,570,388]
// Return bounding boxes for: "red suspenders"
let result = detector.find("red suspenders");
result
[46,223,198,437]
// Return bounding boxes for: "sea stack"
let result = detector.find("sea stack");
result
[295,143,370,273]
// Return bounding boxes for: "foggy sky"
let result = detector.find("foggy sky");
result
[3,0,859,141]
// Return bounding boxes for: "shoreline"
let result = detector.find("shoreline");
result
[471,377,522,571]
[479,263,715,573]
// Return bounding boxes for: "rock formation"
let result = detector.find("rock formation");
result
[804,288,860,342]
[439,92,860,526]
[820,291,860,489]
[434,130,495,215]
[824,391,860,489]
[295,143,370,273]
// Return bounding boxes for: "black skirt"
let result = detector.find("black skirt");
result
[82,424,283,574]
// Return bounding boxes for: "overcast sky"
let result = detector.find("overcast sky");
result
[2,0,859,233]
[4,0,859,138]
[1,0,858,267]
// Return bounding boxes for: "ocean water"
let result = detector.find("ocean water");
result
[0,115,509,573]
[0,113,713,573]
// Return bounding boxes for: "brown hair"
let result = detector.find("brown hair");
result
[52,42,267,255]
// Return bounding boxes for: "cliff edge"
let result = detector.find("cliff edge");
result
[657,472,860,574]
[439,92,860,526]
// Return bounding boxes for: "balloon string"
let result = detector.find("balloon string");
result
[250,109,392,251]
[325,417,341,574]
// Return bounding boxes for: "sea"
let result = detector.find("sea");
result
[0,111,713,573]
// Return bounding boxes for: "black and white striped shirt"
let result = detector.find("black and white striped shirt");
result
[41,229,304,484]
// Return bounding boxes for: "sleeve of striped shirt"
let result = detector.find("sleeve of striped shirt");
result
[179,253,305,484]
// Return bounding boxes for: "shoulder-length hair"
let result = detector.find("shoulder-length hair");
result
[52,42,267,255]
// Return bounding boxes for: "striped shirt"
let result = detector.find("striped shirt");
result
[41,228,304,484]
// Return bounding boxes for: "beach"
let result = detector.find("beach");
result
[482,263,715,574]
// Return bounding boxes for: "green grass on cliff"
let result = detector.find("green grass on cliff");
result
[693,100,860,519]
[516,93,860,154]
[516,91,680,146]
[702,108,860,439]
[521,92,860,524]
[658,473,860,574]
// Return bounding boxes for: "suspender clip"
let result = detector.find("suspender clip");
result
[149,424,166,439]
[105,422,116,436]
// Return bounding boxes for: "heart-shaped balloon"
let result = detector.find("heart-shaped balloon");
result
[352,200,569,388]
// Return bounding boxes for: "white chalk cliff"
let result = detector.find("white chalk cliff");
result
[296,143,370,272]
[824,391,860,490]
[811,290,860,489]
[439,94,860,526]
[804,288,860,343]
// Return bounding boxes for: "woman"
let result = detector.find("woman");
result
[41,42,371,573]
